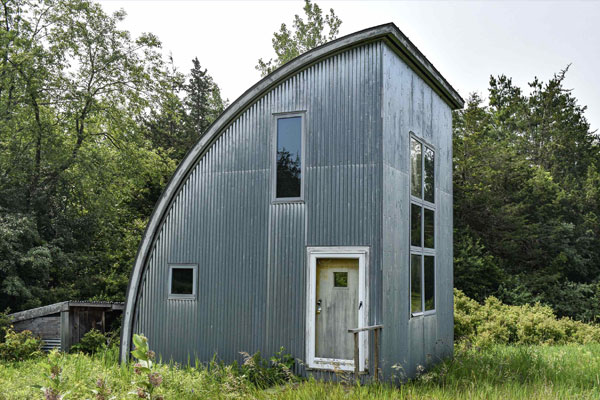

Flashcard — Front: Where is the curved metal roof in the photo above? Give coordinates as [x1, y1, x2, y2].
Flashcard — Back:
[120, 22, 464, 362]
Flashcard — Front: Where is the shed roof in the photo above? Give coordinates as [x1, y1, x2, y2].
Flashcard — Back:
[9, 301, 124, 323]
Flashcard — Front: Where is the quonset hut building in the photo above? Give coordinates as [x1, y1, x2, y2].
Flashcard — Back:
[121, 23, 464, 381]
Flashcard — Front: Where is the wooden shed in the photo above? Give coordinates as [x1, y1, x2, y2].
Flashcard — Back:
[10, 301, 123, 351]
[121, 23, 464, 382]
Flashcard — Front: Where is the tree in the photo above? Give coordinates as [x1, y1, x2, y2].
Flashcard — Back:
[453, 71, 600, 321]
[142, 57, 225, 162]
[185, 57, 224, 139]
[256, 0, 342, 76]
[0, 0, 177, 310]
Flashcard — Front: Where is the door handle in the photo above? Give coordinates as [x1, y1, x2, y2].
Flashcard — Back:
[359, 301, 363, 310]
[316, 299, 322, 314]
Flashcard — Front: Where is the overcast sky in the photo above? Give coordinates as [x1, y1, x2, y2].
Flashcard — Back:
[99, 0, 600, 134]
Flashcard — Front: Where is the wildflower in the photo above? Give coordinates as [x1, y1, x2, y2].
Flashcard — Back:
[50, 365, 61, 380]
[148, 350, 155, 359]
[148, 372, 163, 387]
[137, 388, 146, 398]
[44, 387, 61, 400]
[133, 363, 143, 375]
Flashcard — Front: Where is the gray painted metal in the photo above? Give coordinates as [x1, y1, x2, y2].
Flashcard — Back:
[122, 23, 458, 382]
[381, 44, 454, 381]
[131, 42, 384, 375]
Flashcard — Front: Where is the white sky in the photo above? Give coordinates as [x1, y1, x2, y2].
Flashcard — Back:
[99, 0, 600, 133]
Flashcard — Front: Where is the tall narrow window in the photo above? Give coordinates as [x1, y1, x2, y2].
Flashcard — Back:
[409, 136, 435, 316]
[275, 116, 302, 199]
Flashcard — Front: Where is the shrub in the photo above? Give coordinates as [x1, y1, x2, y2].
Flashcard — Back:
[70, 329, 107, 354]
[237, 346, 295, 389]
[0, 327, 43, 361]
[454, 289, 600, 347]
[32, 349, 69, 400]
[0, 308, 11, 342]
[130, 334, 163, 400]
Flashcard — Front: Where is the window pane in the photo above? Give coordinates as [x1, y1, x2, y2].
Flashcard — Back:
[171, 268, 194, 295]
[410, 138, 422, 198]
[333, 272, 348, 287]
[411, 254, 422, 314]
[424, 146, 435, 202]
[276, 116, 302, 198]
[411, 204, 421, 247]
[424, 208, 434, 249]
[424, 256, 435, 311]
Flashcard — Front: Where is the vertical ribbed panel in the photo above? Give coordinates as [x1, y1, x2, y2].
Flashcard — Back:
[381, 44, 454, 380]
[133, 42, 384, 374]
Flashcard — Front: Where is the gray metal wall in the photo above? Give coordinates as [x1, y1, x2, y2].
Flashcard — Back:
[381, 45, 454, 381]
[133, 42, 384, 376]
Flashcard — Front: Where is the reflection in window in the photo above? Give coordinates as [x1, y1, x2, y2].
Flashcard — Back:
[411, 255, 422, 314]
[171, 267, 194, 295]
[410, 138, 422, 198]
[276, 116, 302, 199]
[411, 204, 421, 247]
[333, 272, 348, 287]
[410, 135, 436, 316]
[424, 256, 435, 311]
[424, 146, 435, 203]
[424, 208, 434, 249]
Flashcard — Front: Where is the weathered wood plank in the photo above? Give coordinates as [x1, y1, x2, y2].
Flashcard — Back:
[13, 316, 60, 338]
[9, 302, 68, 322]
[347, 324, 383, 333]
[60, 311, 70, 351]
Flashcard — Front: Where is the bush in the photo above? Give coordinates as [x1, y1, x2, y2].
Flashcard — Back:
[0, 309, 11, 343]
[237, 347, 295, 389]
[0, 328, 43, 361]
[454, 289, 600, 347]
[70, 329, 107, 354]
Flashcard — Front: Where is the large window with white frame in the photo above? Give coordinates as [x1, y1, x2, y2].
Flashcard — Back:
[410, 135, 435, 316]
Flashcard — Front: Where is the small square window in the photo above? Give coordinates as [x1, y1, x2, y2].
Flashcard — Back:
[333, 272, 348, 287]
[169, 265, 197, 299]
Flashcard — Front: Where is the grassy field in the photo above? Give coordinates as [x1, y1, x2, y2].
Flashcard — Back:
[1, 344, 599, 399]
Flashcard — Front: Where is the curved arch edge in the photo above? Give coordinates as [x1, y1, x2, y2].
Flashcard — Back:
[119, 22, 463, 363]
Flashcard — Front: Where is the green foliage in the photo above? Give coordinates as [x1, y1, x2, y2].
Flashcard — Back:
[237, 347, 296, 389]
[32, 350, 69, 400]
[454, 233, 504, 301]
[0, 328, 43, 361]
[3, 343, 600, 399]
[454, 69, 600, 321]
[130, 334, 163, 399]
[70, 329, 107, 354]
[0, 309, 11, 343]
[256, 0, 342, 76]
[0, 0, 223, 312]
[454, 289, 600, 348]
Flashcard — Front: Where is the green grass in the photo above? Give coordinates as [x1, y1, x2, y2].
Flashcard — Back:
[1, 344, 600, 399]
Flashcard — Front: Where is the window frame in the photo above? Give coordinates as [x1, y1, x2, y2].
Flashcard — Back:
[409, 133, 437, 317]
[167, 264, 198, 300]
[272, 111, 306, 204]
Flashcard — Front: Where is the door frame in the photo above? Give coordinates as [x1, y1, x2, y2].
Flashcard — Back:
[305, 246, 369, 372]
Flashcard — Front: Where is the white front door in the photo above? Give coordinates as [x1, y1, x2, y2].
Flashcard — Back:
[306, 247, 368, 371]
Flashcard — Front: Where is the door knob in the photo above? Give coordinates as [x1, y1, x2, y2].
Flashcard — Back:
[316, 299, 322, 314]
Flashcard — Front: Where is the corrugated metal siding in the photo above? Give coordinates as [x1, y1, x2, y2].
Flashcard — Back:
[381, 44, 454, 381]
[133, 42, 384, 376]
